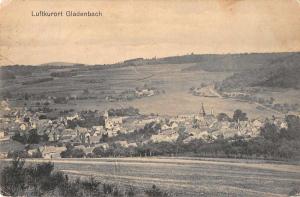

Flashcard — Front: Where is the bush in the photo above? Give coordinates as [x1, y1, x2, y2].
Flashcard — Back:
[72, 148, 86, 158]
[7, 149, 42, 159]
[66, 112, 105, 129]
[284, 115, 300, 140]
[12, 129, 48, 145]
[0, 159, 141, 197]
[232, 109, 248, 122]
[108, 107, 139, 116]
[0, 158, 27, 196]
[93, 146, 105, 157]
[7, 150, 29, 159]
[260, 123, 280, 142]
[40, 171, 65, 192]
[60, 147, 86, 158]
[217, 113, 231, 122]
[145, 184, 169, 197]
[54, 97, 68, 104]
[125, 186, 135, 197]
[103, 183, 113, 194]
[80, 176, 100, 196]
[26, 162, 54, 195]
[11, 132, 27, 144]
[27, 129, 41, 144]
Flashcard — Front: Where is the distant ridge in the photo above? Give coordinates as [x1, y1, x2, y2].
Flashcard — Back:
[1, 51, 299, 67]
[119, 52, 300, 89]
[1, 52, 300, 89]
[220, 53, 300, 89]
[40, 62, 84, 66]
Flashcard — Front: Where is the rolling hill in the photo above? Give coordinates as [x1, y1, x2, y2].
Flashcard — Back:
[119, 51, 300, 89]
[219, 53, 300, 89]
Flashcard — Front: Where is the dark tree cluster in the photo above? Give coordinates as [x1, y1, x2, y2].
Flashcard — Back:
[60, 144, 86, 158]
[0, 158, 167, 197]
[216, 109, 248, 122]
[108, 107, 139, 117]
[66, 112, 105, 129]
[12, 129, 49, 145]
[7, 149, 42, 159]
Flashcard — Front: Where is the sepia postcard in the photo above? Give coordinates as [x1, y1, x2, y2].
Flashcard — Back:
[0, 0, 300, 196]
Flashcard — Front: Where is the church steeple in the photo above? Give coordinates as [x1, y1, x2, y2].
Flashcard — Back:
[200, 103, 206, 116]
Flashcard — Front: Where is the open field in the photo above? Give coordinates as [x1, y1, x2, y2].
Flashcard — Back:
[3, 63, 228, 97]
[4, 62, 299, 118]
[118, 92, 284, 118]
[2, 157, 299, 197]
[46, 91, 282, 118]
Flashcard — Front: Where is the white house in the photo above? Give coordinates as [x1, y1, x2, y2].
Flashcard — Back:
[0, 131, 5, 139]
[66, 113, 79, 121]
[20, 123, 27, 131]
[41, 146, 66, 159]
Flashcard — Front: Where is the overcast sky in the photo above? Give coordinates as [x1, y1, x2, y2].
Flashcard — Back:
[0, 0, 300, 66]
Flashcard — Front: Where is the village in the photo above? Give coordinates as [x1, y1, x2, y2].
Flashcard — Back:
[0, 98, 291, 160]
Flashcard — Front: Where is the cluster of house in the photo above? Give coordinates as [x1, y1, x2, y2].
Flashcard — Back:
[134, 88, 156, 97]
[191, 85, 219, 97]
[149, 108, 288, 144]
[0, 99, 290, 159]
[1, 108, 126, 142]
[105, 87, 160, 102]
[129, 104, 289, 145]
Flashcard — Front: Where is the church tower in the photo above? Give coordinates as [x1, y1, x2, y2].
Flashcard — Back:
[200, 103, 206, 117]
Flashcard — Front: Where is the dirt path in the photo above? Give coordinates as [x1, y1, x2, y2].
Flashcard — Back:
[16, 157, 300, 173]
[208, 85, 223, 98]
